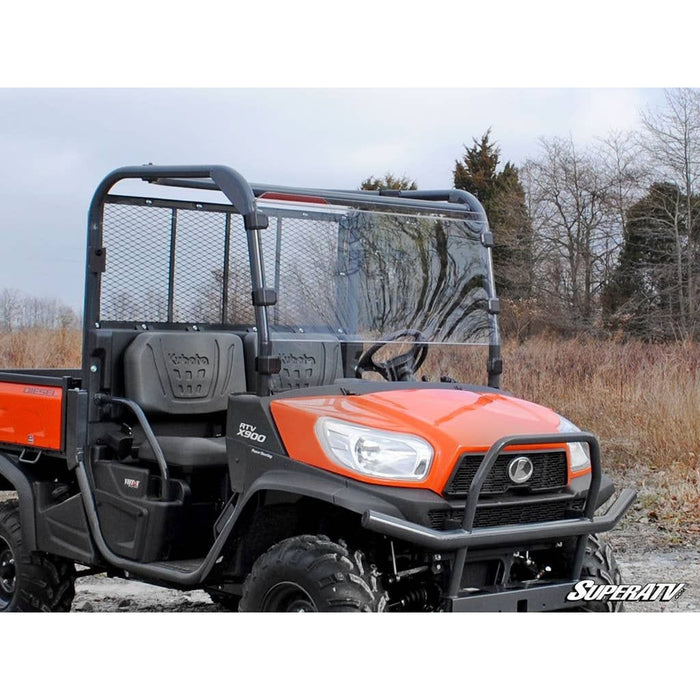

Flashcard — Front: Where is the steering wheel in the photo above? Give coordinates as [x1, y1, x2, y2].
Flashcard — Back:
[355, 329, 429, 381]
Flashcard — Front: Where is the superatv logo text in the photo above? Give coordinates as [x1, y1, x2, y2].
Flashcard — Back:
[566, 580, 686, 603]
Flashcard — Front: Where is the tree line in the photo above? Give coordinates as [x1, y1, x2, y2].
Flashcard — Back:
[0, 288, 80, 331]
[5, 89, 699, 342]
[363, 88, 700, 342]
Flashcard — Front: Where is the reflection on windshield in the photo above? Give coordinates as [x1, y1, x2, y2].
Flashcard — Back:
[261, 208, 491, 345]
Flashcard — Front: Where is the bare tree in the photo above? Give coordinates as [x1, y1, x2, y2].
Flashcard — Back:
[638, 88, 700, 337]
[0, 288, 80, 331]
[595, 130, 646, 291]
[0, 289, 21, 331]
[524, 136, 621, 331]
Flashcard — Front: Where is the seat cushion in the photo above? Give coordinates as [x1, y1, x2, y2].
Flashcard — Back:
[243, 331, 344, 392]
[124, 331, 247, 415]
[137, 436, 227, 472]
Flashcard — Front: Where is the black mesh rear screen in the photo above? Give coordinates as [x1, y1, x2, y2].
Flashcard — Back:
[100, 199, 253, 324]
[99, 199, 338, 327]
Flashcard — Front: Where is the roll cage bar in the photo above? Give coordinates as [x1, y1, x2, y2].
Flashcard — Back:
[83, 165, 502, 396]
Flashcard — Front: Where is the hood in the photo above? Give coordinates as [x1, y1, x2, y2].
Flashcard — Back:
[270, 388, 567, 494]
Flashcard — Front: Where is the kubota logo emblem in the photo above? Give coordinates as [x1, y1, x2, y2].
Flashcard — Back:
[507, 456, 534, 484]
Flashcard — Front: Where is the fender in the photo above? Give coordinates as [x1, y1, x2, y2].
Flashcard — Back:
[0, 453, 37, 550]
[231, 455, 455, 542]
[235, 467, 408, 524]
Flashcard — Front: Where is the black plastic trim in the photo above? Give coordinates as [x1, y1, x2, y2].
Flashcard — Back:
[255, 355, 282, 375]
[480, 231, 494, 247]
[0, 453, 38, 550]
[252, 288, 277, 307]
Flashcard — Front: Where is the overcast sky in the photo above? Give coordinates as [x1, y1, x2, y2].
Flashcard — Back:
[0, 88, 668, 312]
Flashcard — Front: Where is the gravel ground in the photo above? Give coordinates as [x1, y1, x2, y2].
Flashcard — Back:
[68, 519, 698, 613]
[608, 525, 699, 612]
[602, 462, 700, 613]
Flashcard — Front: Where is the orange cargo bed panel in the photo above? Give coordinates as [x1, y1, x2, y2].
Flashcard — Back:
[0, 381, 64, 451]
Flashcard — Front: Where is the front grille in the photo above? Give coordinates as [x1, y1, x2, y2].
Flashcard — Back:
[428, 498, 586, 531]
[445, 451, 568, 497]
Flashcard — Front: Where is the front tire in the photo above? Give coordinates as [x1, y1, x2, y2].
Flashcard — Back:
[0, 500, 75, 612]
[572, 534, 624, 612]
[239, 535, 387, 612]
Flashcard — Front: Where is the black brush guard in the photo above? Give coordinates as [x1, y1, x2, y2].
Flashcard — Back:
[361, 432, 637, 611]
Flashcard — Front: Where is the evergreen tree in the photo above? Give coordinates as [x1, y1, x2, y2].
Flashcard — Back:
[360, 173, 417, 191]
[453, 130, 533, 301]
[453, 131, 501, 209]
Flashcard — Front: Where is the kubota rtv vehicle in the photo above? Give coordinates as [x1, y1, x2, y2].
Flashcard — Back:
[0, 165, 636, 612]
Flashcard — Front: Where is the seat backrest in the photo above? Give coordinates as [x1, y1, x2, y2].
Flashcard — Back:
[124, 332, 247, 414]
[243, 332, 344, 391]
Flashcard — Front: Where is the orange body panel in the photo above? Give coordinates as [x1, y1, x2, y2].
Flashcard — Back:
[270, 389, 587, 495]
[0, 382, 64, 451]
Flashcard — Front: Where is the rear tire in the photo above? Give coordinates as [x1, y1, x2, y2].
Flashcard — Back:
[0, 500, 75, 612]
[572, 534, 624, 612]
[239, 534, 387, 612]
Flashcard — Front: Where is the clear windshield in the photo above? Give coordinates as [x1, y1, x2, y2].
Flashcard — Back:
[99, 197, 492, 347]
[255, 203, 491, 346]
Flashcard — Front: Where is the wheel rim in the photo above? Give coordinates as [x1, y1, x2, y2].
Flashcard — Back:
[262, 582, 318, 612]
[0, 535, 17, 609]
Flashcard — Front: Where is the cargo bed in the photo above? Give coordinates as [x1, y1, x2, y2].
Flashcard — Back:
[0, 369, 81, 454]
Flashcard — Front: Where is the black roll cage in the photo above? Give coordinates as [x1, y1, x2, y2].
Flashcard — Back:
[83, 165, 502, 395]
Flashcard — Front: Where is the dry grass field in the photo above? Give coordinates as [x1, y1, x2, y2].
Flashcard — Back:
[501, 337, 700, 536]
[2, 329, 698, 532]
[411, 336, 699, 534]
[502, 338, 699, 467]
[0, 328, 81, 369]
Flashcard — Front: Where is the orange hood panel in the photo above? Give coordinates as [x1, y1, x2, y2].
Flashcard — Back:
[270, 388, 567, 494]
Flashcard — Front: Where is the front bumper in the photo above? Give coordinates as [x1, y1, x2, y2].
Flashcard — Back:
[362, 486, 636, 551]
[361, 432, 637, 609]
[448, 581, 582, 612]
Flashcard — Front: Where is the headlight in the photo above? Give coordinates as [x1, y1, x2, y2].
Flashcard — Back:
[557, 415, 591, 473]
[314, 417, 433, 481]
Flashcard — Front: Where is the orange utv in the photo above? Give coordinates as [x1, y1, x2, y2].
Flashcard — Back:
[0, 165, 636, 612]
